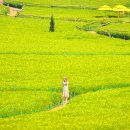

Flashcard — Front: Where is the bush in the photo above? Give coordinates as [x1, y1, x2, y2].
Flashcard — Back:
[49, 15, 55, 32]
[97, 29, 130, 40]
[3, 2, 23, 9]
[0, 5, 9, 15]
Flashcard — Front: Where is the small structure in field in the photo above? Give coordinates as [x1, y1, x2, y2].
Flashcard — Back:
[113, 5, 128, 17]
[97, 5, 112, 17]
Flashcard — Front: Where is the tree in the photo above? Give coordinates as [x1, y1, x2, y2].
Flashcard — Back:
[49, 14, 55, 32]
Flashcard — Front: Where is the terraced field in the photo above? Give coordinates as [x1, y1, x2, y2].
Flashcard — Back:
[1, 87, 130, 130]
[0, 0, 130, 129]
[6, 0, 130, 8]
[97, 22, 130, 40]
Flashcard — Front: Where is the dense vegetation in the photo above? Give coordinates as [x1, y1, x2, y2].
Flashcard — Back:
[97, 23, 130, 40]
[1, 87, 130, 129]
[0, 0, 130, 129]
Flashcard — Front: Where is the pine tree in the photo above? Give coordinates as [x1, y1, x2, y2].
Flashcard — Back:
[49, 14, 55, 32]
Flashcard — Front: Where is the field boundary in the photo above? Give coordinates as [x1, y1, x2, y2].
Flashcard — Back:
[97, 28, 130, 40]
[10, 1, 97, 10]
[0, 52, 130, 56]
[19, 14, 89, 23]
[48, 104, 66, 112]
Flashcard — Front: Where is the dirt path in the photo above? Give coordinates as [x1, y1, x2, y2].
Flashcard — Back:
[48, 105, 66, 112]
[88, 31, 97, 34]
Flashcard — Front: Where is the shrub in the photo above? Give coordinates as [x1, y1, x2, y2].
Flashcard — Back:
[0, 5, 9, 15]
[49, 14, 55, 32]
[97, 29, 130, 40]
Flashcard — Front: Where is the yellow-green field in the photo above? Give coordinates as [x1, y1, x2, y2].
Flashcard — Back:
[0, 0, 130, 129]
[6, 0, 130, 8]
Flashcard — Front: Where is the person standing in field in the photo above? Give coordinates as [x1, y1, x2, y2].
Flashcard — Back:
[62, 77, 69, 105]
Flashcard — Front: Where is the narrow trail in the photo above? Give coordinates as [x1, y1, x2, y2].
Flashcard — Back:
[87, 31, 97, 34]
[48, 84, 130, 113]
[49, 105, 66, 112]
[1, 84, 129, 118]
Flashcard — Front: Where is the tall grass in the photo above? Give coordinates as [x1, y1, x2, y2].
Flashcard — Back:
[0, 1, 130, 129]
[97, 23, 130, 40]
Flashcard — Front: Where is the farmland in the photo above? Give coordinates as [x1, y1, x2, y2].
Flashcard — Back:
[0, 0, 130, 129]
[6, 0, 130, 8]
[1, 87, 130, 130]
[96, 23, 130, 39]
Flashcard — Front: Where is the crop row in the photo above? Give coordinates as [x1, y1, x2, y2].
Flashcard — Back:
[96, 22, 130, 40]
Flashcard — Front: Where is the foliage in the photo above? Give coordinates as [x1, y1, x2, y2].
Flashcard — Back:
[97, 23, 130, 40]
[0, 4, 9, 15]
[49, 14, 55, 32]
[8, 2, 23, 9]
[0, 87, 130, 130]
[4, 1, 23, 9]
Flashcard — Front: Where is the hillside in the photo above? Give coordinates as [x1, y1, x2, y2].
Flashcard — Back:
[6, 0, 130, 8]
[0, 0, 130, 130]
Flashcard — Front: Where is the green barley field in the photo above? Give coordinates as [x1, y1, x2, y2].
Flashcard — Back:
[0, 0, 130, 129]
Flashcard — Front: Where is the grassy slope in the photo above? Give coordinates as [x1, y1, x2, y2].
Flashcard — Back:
[98, 23, 130, 32]
[7, 0, 130, 8]
[0, 16, 130, 90]
[0, 1, 130, 129]
[20, 6, 115, 19]
[0, 14, 130, 120]
[96, 22, 130, 40]
[1, 87, 130, 129]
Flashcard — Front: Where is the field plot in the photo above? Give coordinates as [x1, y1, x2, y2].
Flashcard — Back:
[6, 0, 130, 8]
[0, 87, 130, 129]
[0, 0, 130, 129]
[21, 6, 112, 19]
[97, 23, 130, 39]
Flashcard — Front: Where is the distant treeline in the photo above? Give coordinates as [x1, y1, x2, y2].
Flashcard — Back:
[3, 1, 23, 9]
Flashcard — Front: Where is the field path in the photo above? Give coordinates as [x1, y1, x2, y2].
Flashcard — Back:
[49, 105, 66, 112]
[88, 31, 97, 34]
